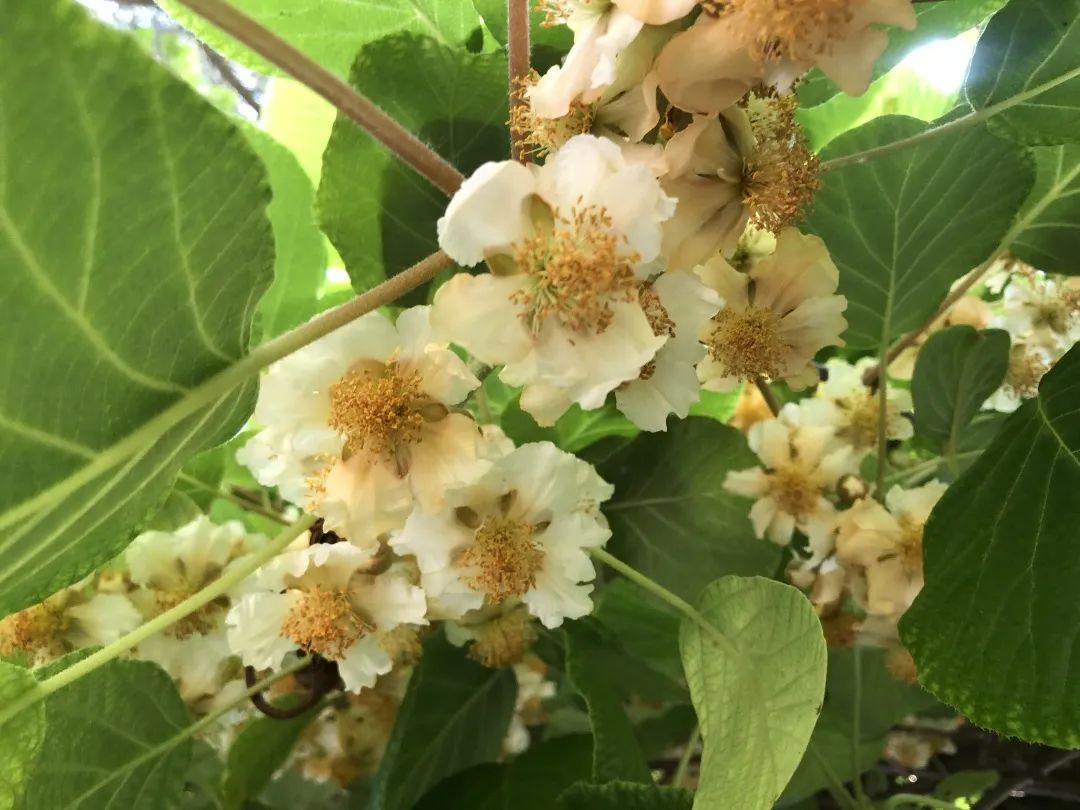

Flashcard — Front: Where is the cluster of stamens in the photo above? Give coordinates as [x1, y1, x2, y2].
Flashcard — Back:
[837, 392, 885, 450]
[636, 283, 676, 380]
[155, 590, 227, 639]
[328, 362, 428, 460]
[707, 304, 790, 381]
[894, 517, 924, 577]
[511, 204, 639, 334]
[743, 94, 820, 233]
[510, 72, 595, 159]
[458, 509, 545, 604]
[768, 463, 821, 519]
[1004, 344, 1049, 399]
[0, 600, 68, 660]
[281, 586, 372, 660]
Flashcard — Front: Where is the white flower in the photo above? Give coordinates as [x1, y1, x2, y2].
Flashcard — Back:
[696, 228, 847, 392]
[226, 542, 428, 693]
[138, 632, 236, 705]
[391, 443, 613, 629]
[615, 270, 721, 431]
[784, 357, 913, 455]
[724, 419, 857, 553]
[994, 270, 1080, 351]
[835, 482, 947, 618]
[237, 307, 487, 548]
[433, 135, 675, 425]
[529, 1, 647, 119]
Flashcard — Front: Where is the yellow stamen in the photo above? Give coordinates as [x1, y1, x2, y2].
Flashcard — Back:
[467, 606, 538, 669]
[328, 362, 428, 459]
[716, 0, 857, 64]
[769, 463, 820, 519]
[154, 590, 226, 639]
[460, 516, 545, 604]
[0, 600, 68, 661]
[743, 94, 820, 234]
[510, 71, 595, 159]
[895, 516, 924, 578]
[1004, 345, 1049, 399]
[281, 587, 372, 660]
[511, 204, 639, 335]
[707, 305, 790, 381]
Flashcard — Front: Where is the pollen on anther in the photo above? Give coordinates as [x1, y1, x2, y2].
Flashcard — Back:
[459, 515, 545, 604]
[328, 362, 427, 459]
[281, 587, 371, 661]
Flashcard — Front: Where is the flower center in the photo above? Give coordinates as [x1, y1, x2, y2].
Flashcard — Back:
[636, 283, 676, 381]
[328, 362, 428, 459]
[1005, 345, 1048, 399]
[714, 0, 856, 63]
[154, 590, 226, 639]
[281, 587, 372, 660]
[769, 463, 820, 519]
[838, 391, 883, 450]
[707, 304, 789, 381]
[896, 517, 924, 577]
[513, 72, 595, 159]
[0, 602, 68, 661]
[512, 205, 639, 335]
[460, 516, 545, 604]
[742, 95, 820, 234]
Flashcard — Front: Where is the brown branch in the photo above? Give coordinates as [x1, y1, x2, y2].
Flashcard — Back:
[199, 43, 261, 114]
[507, 0, 531, 162]
[170, 0, 464, 195]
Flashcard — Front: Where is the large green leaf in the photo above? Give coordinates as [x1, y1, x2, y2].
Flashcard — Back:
[595, 579, 683, 685]
[912, 326, 1010, 457]
[413, 735, 593, 810]
[798, 0, 1006, 107]
[160, 0, 482, 76]
[564, 623, 652, 784]
[245, 130, 327, 341]
[902, 344, 1080, 747]
[317, 35, 508, 301]
[680, 577, 826, 810]
[370, 632, 517, 810]
[559, 782, 693, 810]
[1011, 144, 1080, 275]
[0, 0, 272, 615]
[805, 116, 1033, 350]
[222, 700, 322, 810]
[966, 0, 1080, 145]
[0, 663, 45, 810]
[15, 658, 194, 809]
[597, 419, 781, 602]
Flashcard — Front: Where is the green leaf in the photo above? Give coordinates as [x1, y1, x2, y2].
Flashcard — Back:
[901, 343, 1080, 746]
[558, 781, 693, 810]
[0, 663, 45, 810]
[966, 0, 1080, 145]
[597, 419, 781, 602]
[159, 0, 482, 76]
[148, 489, 204, 532]
[564, 623, 652, 784]
[688, 389, 742, 424]
[0, 0, 273, 614]
[595, 580, 683, 685]
[413, 735, 593, 810]
[370, 632, 517, 810]
[804, 116, 1033, 350]
[498, 396, 639, 454]
[1012, 144, 1080, 275]
[680, 577, 826, 810]
[798, 0, 1006, 107]
[933, 770, 1000, 802]
[912, 326, 1010, 455]
[245, 130, 327, 341]
[16, 658, 194, 809]
[317, 35, 507, 301]
[470, 0, 574, 73]
[180, 741, 227, 810]
[222, 700, 322, 810]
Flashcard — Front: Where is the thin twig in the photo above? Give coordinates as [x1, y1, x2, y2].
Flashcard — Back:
[507, 0, 531, 162]
[177, 472, 289, 524]
[170, 0, 463, 195]
[672, 725, 700, 789]
[199, 43, 261, 114]
[976, 750, 1080, 809]
[754, 377, 782, 417]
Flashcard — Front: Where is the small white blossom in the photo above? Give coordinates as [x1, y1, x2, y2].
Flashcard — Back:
[237, 307, 487, 548]
[433, 135, 676, 425]
[227, 541, 428, 693]
[391, 443, 613, 629]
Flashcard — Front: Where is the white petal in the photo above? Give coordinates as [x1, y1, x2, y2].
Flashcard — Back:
[437, 161, 537, 265]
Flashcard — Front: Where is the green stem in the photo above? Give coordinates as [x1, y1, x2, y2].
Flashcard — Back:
[0, 251, 452, 533]
[852, 646, 869, 804]
[874, 341, 889, 503]
[881, 794, 959, 810]
[807, 745, 862, 810]
[177, 472, 290, 525]
[0, 514, 315, 728]
[672, 724, 700, 789]
[821, 63, 1080, 171]
[588, 547, 738, 657]
[754, 376, 782, 417]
